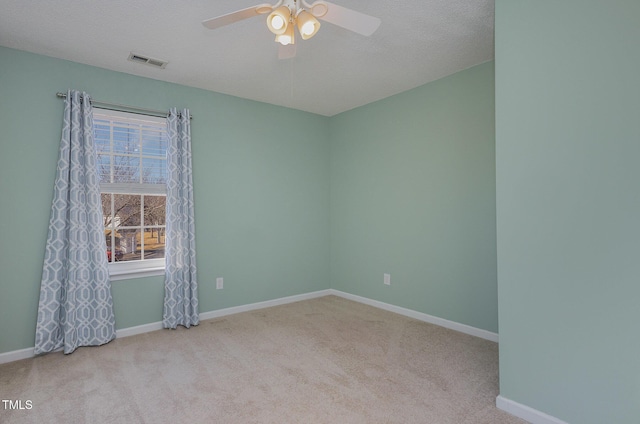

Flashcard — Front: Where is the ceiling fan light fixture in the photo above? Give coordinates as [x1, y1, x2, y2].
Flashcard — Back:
[202, 0, 381, 55]
[276, 24, 295, 45]
[267, 6, 291, 35]
[296, 10, 321, 40]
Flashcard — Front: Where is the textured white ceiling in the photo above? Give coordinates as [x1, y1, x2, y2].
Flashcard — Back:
[0, 0, 494, 116]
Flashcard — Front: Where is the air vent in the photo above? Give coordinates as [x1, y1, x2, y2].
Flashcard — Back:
[127, 52, 168, 69]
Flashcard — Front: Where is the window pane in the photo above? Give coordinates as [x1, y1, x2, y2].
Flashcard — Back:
[141, 129, 167, 157]
[102, 194, 115, 263]
[119, 229, 141, 262]
[96, 153, 111, 183]
[105, 229, 121, 263]
[142, 158, 166, 184]
[143, 228, 165, 260]
[113, 126, 139, 154]
[101, 193, 113, 226]
[144, 195, 166, 226]
[94, 126, 110, 153]
[114, 194, 141, 226]
[112, 155, 140, 183]
[94, 122, 110, 131]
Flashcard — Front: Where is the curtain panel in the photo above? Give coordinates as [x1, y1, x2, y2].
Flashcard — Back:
[35, 90, 116, 355]
[163, 108, 199, 329]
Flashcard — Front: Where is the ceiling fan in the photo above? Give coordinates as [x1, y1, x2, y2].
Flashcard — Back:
[202, 0, 381, 58]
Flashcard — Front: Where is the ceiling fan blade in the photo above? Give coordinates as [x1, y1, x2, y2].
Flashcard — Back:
[313, 1, 381, 36]
[202, 4, 273, 30]
[278, 43, 297, 60]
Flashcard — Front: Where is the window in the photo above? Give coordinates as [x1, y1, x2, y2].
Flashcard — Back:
[94, 109, 168, 280]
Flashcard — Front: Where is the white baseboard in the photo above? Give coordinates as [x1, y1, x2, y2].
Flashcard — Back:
[115, 321, 164, 338]
[0, 289, 332, 365]
[496, 395, 568, 424]
[0, 288, 495, 364]
[119, 290, 333, 337]
[328, 289, 499, 342]
[198, 289, 332, 321]
[0, 324, 162, 364]
[0, 347, 35, 364]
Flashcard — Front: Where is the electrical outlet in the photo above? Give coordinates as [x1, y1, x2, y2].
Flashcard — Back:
[216, 277, 223, 290]
[384, 273, 391, 286]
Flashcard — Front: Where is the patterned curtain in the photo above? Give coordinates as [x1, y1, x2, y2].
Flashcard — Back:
[163, 108, 199, 329]
[35, 90, 116, 355]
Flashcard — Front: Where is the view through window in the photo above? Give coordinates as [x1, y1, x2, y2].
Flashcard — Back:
[94, 109, 168, 270]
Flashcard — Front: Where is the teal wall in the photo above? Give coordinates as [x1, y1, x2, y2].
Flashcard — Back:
[330, 62, 498, 332]
[0, 47, 330, 354]
[496, 1, 640, 423]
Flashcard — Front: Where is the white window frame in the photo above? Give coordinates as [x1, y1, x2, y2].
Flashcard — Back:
[94, 108, 168, 281]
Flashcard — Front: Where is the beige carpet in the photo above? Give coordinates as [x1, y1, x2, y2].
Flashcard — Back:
[0, 295, 525, 423]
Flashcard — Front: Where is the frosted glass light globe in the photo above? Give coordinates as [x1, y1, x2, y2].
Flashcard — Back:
[271, 15, 285, 30]
[301, 21, 315, 35]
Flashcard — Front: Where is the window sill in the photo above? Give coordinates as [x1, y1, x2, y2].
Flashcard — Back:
[109, 266, 165, 281]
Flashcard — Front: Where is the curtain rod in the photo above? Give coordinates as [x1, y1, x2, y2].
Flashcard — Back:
[55, 92, 193, 120]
